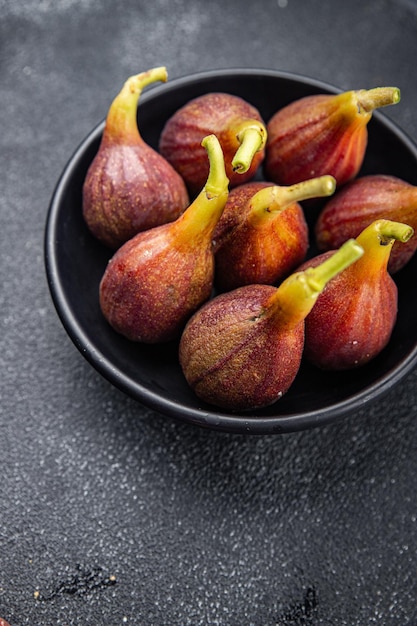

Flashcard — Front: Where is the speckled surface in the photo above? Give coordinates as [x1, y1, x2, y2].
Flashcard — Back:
[1, 0, 417, 624]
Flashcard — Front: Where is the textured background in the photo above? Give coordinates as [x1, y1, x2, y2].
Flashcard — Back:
[1, 0, 417, 624]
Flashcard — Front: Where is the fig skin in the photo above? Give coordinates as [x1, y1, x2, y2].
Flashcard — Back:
[99, 225, 216, 343]
[213, 175, 335, 292]
[159, 92, 267, 196]
[300, 220, 414, 370]
[179, 240, 363, 410]
[316, 174, 417, 274]
[99, 134, 229, 344]
[83, 67, 189, 249]
[213, 181, 308, 291]
[264, 87, 400, 188]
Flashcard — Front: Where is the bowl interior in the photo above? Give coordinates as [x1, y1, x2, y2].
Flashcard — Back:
[45, 69, 417, 434]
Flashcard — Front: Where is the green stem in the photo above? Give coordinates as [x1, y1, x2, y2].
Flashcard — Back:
[355, 218, 413, 271]
[177, 135, 230, 239]
[267, 239, 364, 329]
[232, 120, 267, 173]
[356, 87, 400, 113]
[203, 134, 230, 197]
[304, 239, 364, 292]
[248, 176, 336, 226]
[358, 218, 413, 246]
[104, 66, 168, 142]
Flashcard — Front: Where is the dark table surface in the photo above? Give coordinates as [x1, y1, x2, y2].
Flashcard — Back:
[2, 1, 417, 624]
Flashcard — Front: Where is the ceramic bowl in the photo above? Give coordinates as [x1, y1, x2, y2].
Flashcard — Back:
[44, 68, 417, 434]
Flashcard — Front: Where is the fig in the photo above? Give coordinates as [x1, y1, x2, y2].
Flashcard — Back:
[159, 92, 267, 196]
[99, 134, 229, 344]
[179, 240, 363, 411]
[316, 174, 417, 273]
[83, 67, 189, 249]
[264, 87, 400, 188]
[213, 175, 336, 292]
[301, 219, 414, 370]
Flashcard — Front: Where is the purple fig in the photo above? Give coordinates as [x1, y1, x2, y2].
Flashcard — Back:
[99, 134, 229, 343]
[264, 87, 400, 188]
[159, 92, 267, 196]
[83, 67, 189, 249]
[213, 175, 336, 292]
[316, 174, 417, 273]
[179, 240, 363, 410]
[301, 219, 414, 370]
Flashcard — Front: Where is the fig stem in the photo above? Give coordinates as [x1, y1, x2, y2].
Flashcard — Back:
[354, 218, 414, 271]
[359, 218, 414, 245]
[304, 239, 364, 292]
[267, 239, 364, 328]
[356, 87, 401, 113]
[104, 66, 168, 142]
[248, 176, 336, 225]
[232, 121, 267, 173]
[177, 134, 229, 238]
[203, 134, 230, 197]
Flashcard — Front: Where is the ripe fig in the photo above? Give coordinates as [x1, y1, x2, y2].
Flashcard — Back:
[316, 174, 417, 273]
[213, 175, 336, 292]
[83, 67, 189, 249]
[264, 87, 400, 188]
[100, 134, 229, 344]
[301, 219, 414, 370]
[159, 92, 267, 196]
[179, 240, 363, 411]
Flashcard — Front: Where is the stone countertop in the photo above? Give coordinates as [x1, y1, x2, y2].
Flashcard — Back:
[1, 1, 417, 624]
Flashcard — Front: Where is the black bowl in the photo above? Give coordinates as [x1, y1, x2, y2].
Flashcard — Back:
[44, 68, 417, 434]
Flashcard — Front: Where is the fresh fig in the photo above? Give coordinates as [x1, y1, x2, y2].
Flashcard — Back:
[213, 175, 336, 292]
[159, 92, 267, 196]
[316, 174, 417, 273]
[83, 67, 189, 249]
[264, 87, 400, 188]
[99, 134, 229, 344]
[301, 219, 414, 370]
[179, 240, 363, 411]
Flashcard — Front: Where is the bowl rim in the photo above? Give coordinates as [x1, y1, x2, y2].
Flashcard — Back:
[44, 67, 417, 435]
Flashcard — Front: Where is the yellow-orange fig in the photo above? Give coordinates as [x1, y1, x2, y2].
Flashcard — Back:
[264, 87, 400, 188]
[213, 175, 336, 292]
